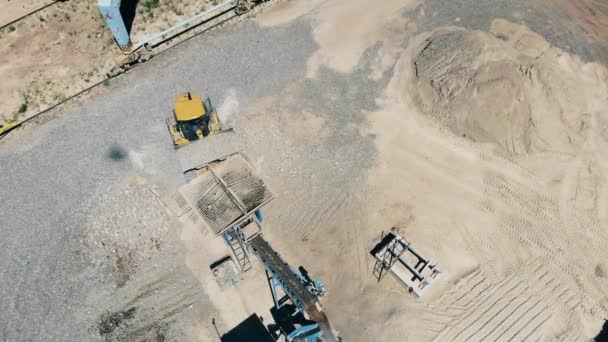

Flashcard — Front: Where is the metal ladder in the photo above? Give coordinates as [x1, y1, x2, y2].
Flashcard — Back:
[224, 228, 252, 272]
[372, 236, 408, 282]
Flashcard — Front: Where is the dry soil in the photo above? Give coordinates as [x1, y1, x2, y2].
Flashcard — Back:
[0, 0, 218, 125]
[251, 1, 608, 341]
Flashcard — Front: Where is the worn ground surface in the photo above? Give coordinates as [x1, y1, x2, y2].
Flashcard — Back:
[2, 0, 608, 341]
[0, 0, 55, 27]
[0, 0, 219, 125]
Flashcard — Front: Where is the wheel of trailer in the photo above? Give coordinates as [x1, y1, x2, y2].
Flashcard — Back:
[235, 6, 249, 15]
[139, 52, 153, 63]
[235, 1, 252, 15]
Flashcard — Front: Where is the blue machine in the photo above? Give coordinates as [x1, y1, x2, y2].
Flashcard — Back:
[98, 0, 261, 54]
[255, 208, 263, 223]
[221, 209, 339, 341]
[268, 272, 325, 342]
[98, 0, 131, 50]
[247, 234, 332, 342]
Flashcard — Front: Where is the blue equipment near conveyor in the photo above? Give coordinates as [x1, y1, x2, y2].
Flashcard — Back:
[247, 233, 335, 342]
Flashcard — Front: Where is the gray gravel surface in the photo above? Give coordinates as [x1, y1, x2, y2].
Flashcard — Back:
[0, 17, 317, 342]
[2, 1, 607, 341]
[409, 0, 608, 65]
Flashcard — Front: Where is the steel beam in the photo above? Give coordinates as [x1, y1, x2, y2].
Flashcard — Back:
[98, 0, 131, 50]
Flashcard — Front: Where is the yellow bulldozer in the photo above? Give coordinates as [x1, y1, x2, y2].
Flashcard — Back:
[167, 92, 222, 147]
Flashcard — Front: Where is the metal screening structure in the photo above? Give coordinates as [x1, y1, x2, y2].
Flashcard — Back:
[176, 153, 273, 235]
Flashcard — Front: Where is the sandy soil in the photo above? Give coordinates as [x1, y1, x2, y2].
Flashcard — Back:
[253, 1, 608, 341]
[412, 21, 607, 155]
[4, 0, 607, 341]
[0, 0, 217, 125]
[0, 0, 54, 27]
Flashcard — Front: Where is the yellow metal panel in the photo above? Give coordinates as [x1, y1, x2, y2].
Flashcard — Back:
[174, 93, 206, 121]
[167, 121, 190, 147]
[0, 122, 17, 134]
[207, 111, 222, 135]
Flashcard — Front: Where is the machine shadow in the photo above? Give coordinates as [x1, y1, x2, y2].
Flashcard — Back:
[119, 0, 138, 34]
[221, 314, 275, 342]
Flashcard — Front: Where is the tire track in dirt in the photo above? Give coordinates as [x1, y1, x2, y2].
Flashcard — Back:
[438, 269, 488, 308]
[287, 186, 350, 237]
[430, 261, 581, 342]
[96, 271, 203, 341]
[416, 141, 608, 328]
[460, 225, 501, 281]
[437, 265, 544, 341]
[486, 149, 608, 318]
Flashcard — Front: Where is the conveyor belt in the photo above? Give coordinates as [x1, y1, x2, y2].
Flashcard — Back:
[249, 235, 318, 310]
[249, 235, 338, 341]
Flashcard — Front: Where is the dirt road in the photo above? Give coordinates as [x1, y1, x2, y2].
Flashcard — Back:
[1, 0, 608, 341]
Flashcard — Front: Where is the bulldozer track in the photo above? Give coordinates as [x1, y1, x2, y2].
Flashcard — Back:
[431, 261, 578, 342]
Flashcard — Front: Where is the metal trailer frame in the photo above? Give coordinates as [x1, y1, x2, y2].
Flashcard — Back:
[371, 231, 441, 297]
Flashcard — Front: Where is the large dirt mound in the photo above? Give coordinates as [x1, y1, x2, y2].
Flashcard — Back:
[412, 20, 608, 154]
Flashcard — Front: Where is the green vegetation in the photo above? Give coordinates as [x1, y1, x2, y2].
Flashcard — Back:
[143, 0, 160, 11]
[9, 26, 16, 32]
[17, 96, 29, 114]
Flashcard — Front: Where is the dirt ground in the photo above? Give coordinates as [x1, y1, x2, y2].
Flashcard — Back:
[3, 0, 608, 341]
[0, 0, 218, 125]
[245, 1, 608, 341]
[1, 0, 53, 26]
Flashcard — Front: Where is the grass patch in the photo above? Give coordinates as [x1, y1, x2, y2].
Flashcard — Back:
[17, 96, 29, 114]
[143, 0, 160, 11]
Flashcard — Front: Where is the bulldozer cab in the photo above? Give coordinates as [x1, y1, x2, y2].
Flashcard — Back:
[174, 92, 207, 121]
[168, 92, 221, 147]
[174, 93, 216, 135]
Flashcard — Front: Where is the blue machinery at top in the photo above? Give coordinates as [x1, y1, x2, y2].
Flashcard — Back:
[98, 0, 261, 53]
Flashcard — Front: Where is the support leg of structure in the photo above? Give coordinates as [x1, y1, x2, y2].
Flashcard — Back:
[267, 270, 281, 309]
[98, 0, 132, 51]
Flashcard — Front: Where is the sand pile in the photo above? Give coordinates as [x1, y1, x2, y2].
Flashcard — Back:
[354, 19, 608, 341]
[411, 20, 608, 154]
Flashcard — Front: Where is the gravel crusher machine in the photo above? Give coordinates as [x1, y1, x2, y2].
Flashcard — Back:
[176, 154, 341, 341]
